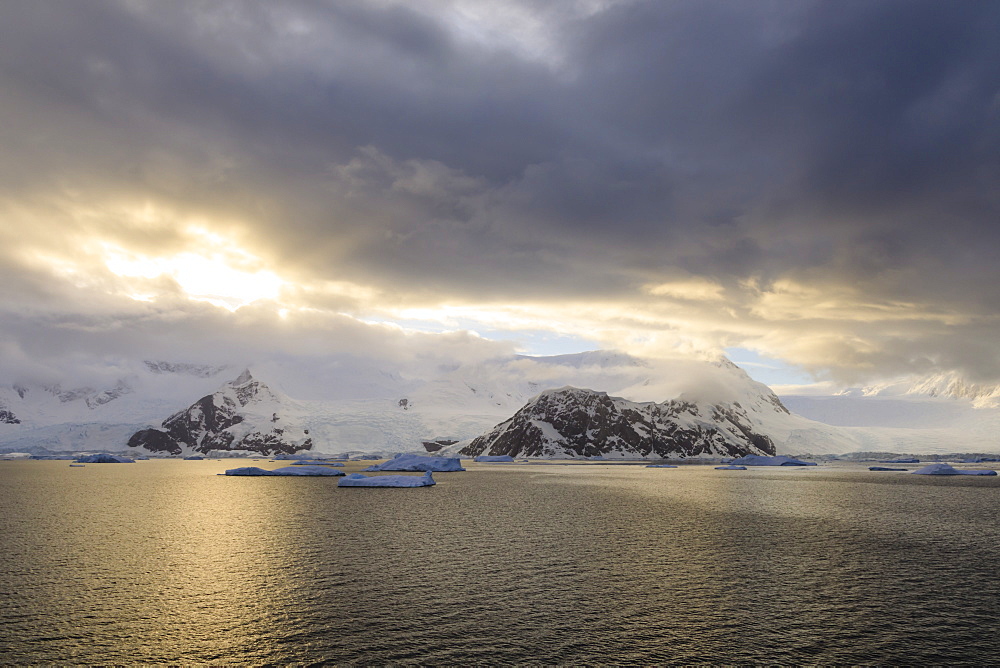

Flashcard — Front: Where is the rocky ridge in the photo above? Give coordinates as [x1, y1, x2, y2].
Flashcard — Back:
[127, 370, 313, 456]
[461, 386, 779, 459]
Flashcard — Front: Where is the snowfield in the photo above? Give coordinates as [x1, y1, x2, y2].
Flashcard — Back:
[2, 351, 1000, 458]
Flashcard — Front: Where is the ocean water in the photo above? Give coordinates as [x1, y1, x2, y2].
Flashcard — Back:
[1, 458, 998, 665]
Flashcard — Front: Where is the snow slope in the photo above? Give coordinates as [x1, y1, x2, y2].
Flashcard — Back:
[3, 351, 1000, 456]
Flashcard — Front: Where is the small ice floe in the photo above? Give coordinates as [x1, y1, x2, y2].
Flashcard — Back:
[869, 466, 908, 471]
[69, 464, 85, 467]
[475, 455, 515, 463]
[646, 464, 678, 468]
[912, 463, 997, 476]
[729, 455, 817, 467]
[715, 465, 747, 470]
[364, 453, 465, 472]
[291, 460, 344, 467]
[338, 471, 436, 487]
[183, 456, 204, 460]
[223, 465, 345, 476]
[74, 453, 135, 464]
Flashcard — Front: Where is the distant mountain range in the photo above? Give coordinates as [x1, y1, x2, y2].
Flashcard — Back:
[2, 352, 999, 457]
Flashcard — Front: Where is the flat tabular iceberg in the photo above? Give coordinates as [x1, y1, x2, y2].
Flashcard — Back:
[364, 453, 464, 472]
[715, 465, 747, 470]
[729, 455, 817, 467]
[646, 464, 678, 468]
[475, 455, 515, 463]
[74, 453, 135, 463]
[869, 466, 908, 471]
[912, 463, 997, 476]
[224, 465, 345, 476]
[339, 471, 436, 487]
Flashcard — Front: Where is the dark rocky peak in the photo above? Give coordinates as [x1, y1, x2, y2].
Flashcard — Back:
[463, 385, 776, 459]
[127, 369, 306, 456]
[225, 369, 276, 407]
[0, 403, 20, 424]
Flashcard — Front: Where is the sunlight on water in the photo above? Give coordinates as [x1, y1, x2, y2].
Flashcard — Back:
[1, 460, 998, 664]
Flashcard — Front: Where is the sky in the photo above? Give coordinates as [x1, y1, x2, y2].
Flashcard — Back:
[1, 0, 999, 392]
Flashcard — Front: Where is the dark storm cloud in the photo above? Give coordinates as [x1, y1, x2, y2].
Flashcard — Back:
[1, 0, 999, 382]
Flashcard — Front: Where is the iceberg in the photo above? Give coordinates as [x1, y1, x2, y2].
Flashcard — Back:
[869, 466, 908, 471]
[364, 453, 465, 472]
[223, 465, 345, 476]
[729, 455, 817, 467]
[646, 464, 678, 468]
[271, 465, 346, 476]
[74, 453, 135, 463]
[338, 471, 436, 487]
[183, 456, 205, 460]
[715, 465, 747, 470]
[912, 463, 997, 476]
[223, 466, 273, 476]
[475, 455, 516, 463]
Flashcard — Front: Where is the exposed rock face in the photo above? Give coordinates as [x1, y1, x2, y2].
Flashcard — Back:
[0, 407, 20, 424]
[461, 386, 777, 459]
[127, 370, 312, 456]
[422, 438, 457, 452]
[43, 380, 133, 409]
[144, 361, 228, 377]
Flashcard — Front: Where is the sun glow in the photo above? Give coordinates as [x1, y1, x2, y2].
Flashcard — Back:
[99, 230, 285, 310]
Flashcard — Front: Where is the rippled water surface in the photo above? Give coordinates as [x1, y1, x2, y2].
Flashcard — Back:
[1, 459, 998, 665]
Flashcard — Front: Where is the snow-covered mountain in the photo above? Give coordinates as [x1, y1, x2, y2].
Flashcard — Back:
[0, 362, 232, 453]
[850, 372, 1000, 408]
[456, 357, 870, 459]
[3, 351, 1000, 457]
[127, 370, 313, 456]
[460, 386, 779, 459]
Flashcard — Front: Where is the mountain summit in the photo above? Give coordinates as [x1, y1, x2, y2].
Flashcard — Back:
[127, 371, 312, 456]
[461, 386, 779, 459]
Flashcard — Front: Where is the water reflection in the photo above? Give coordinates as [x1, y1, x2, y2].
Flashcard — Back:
[1, 460, 997, 664]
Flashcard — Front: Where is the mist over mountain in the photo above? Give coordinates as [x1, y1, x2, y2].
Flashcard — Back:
[2, 351, 999, 457]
